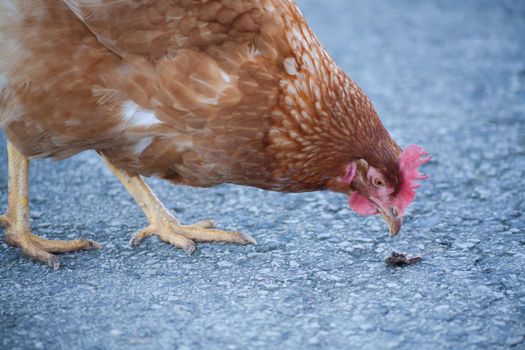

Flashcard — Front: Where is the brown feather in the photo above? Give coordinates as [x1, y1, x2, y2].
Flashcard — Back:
[0, 0, 401, 194]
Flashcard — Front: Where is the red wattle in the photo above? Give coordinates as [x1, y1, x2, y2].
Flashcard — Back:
[348, 192, 377, 216]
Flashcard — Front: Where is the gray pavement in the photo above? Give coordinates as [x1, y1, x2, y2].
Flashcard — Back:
[1, 0, 524, 349]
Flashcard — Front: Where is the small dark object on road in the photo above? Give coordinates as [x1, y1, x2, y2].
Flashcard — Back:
[386, 252, 422, 267]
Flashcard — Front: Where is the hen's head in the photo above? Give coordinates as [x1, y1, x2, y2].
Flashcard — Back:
[342, 145, 431, 235]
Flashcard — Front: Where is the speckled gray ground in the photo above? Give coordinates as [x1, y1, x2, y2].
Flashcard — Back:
[1, 0, 524, 349]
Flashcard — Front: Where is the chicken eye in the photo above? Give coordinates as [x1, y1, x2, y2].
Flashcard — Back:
[373, 177, 385, 187]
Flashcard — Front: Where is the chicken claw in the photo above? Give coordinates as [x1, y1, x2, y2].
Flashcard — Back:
[129, 224, 196, 254]
[1, 142, 101, 269]
[4, 227, 101, 270]
[102, 155, 256, 254]
[129, 219, 256, 254]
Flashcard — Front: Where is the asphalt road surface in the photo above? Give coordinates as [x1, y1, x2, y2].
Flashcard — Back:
[1, 1, 524, 349]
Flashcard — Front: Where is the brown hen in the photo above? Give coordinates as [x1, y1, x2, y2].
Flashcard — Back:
[0, 0, 429, 269]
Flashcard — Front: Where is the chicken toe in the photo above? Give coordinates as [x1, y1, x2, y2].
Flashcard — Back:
[4, 229, 100, 270]
[129, 224, 195, 254]
[176, 224, 257, 246]
[127, 214, 256, 254]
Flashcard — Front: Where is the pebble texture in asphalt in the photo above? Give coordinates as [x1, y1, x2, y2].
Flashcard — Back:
[1, 0, 524, 349]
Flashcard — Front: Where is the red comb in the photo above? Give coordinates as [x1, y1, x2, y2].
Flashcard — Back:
[394, 144, 431, 214]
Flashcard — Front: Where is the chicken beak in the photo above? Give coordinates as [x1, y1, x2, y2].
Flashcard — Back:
[379, 207, 402, 236]
[382, 214, 402, 236]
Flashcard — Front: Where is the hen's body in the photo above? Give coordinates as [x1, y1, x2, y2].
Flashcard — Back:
[0, 1, 424, 269]
[1, 0, 393, 193]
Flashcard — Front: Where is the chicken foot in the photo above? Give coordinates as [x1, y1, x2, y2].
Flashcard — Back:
[1, 142, 101, 269]
[101, 155, 256, 254]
